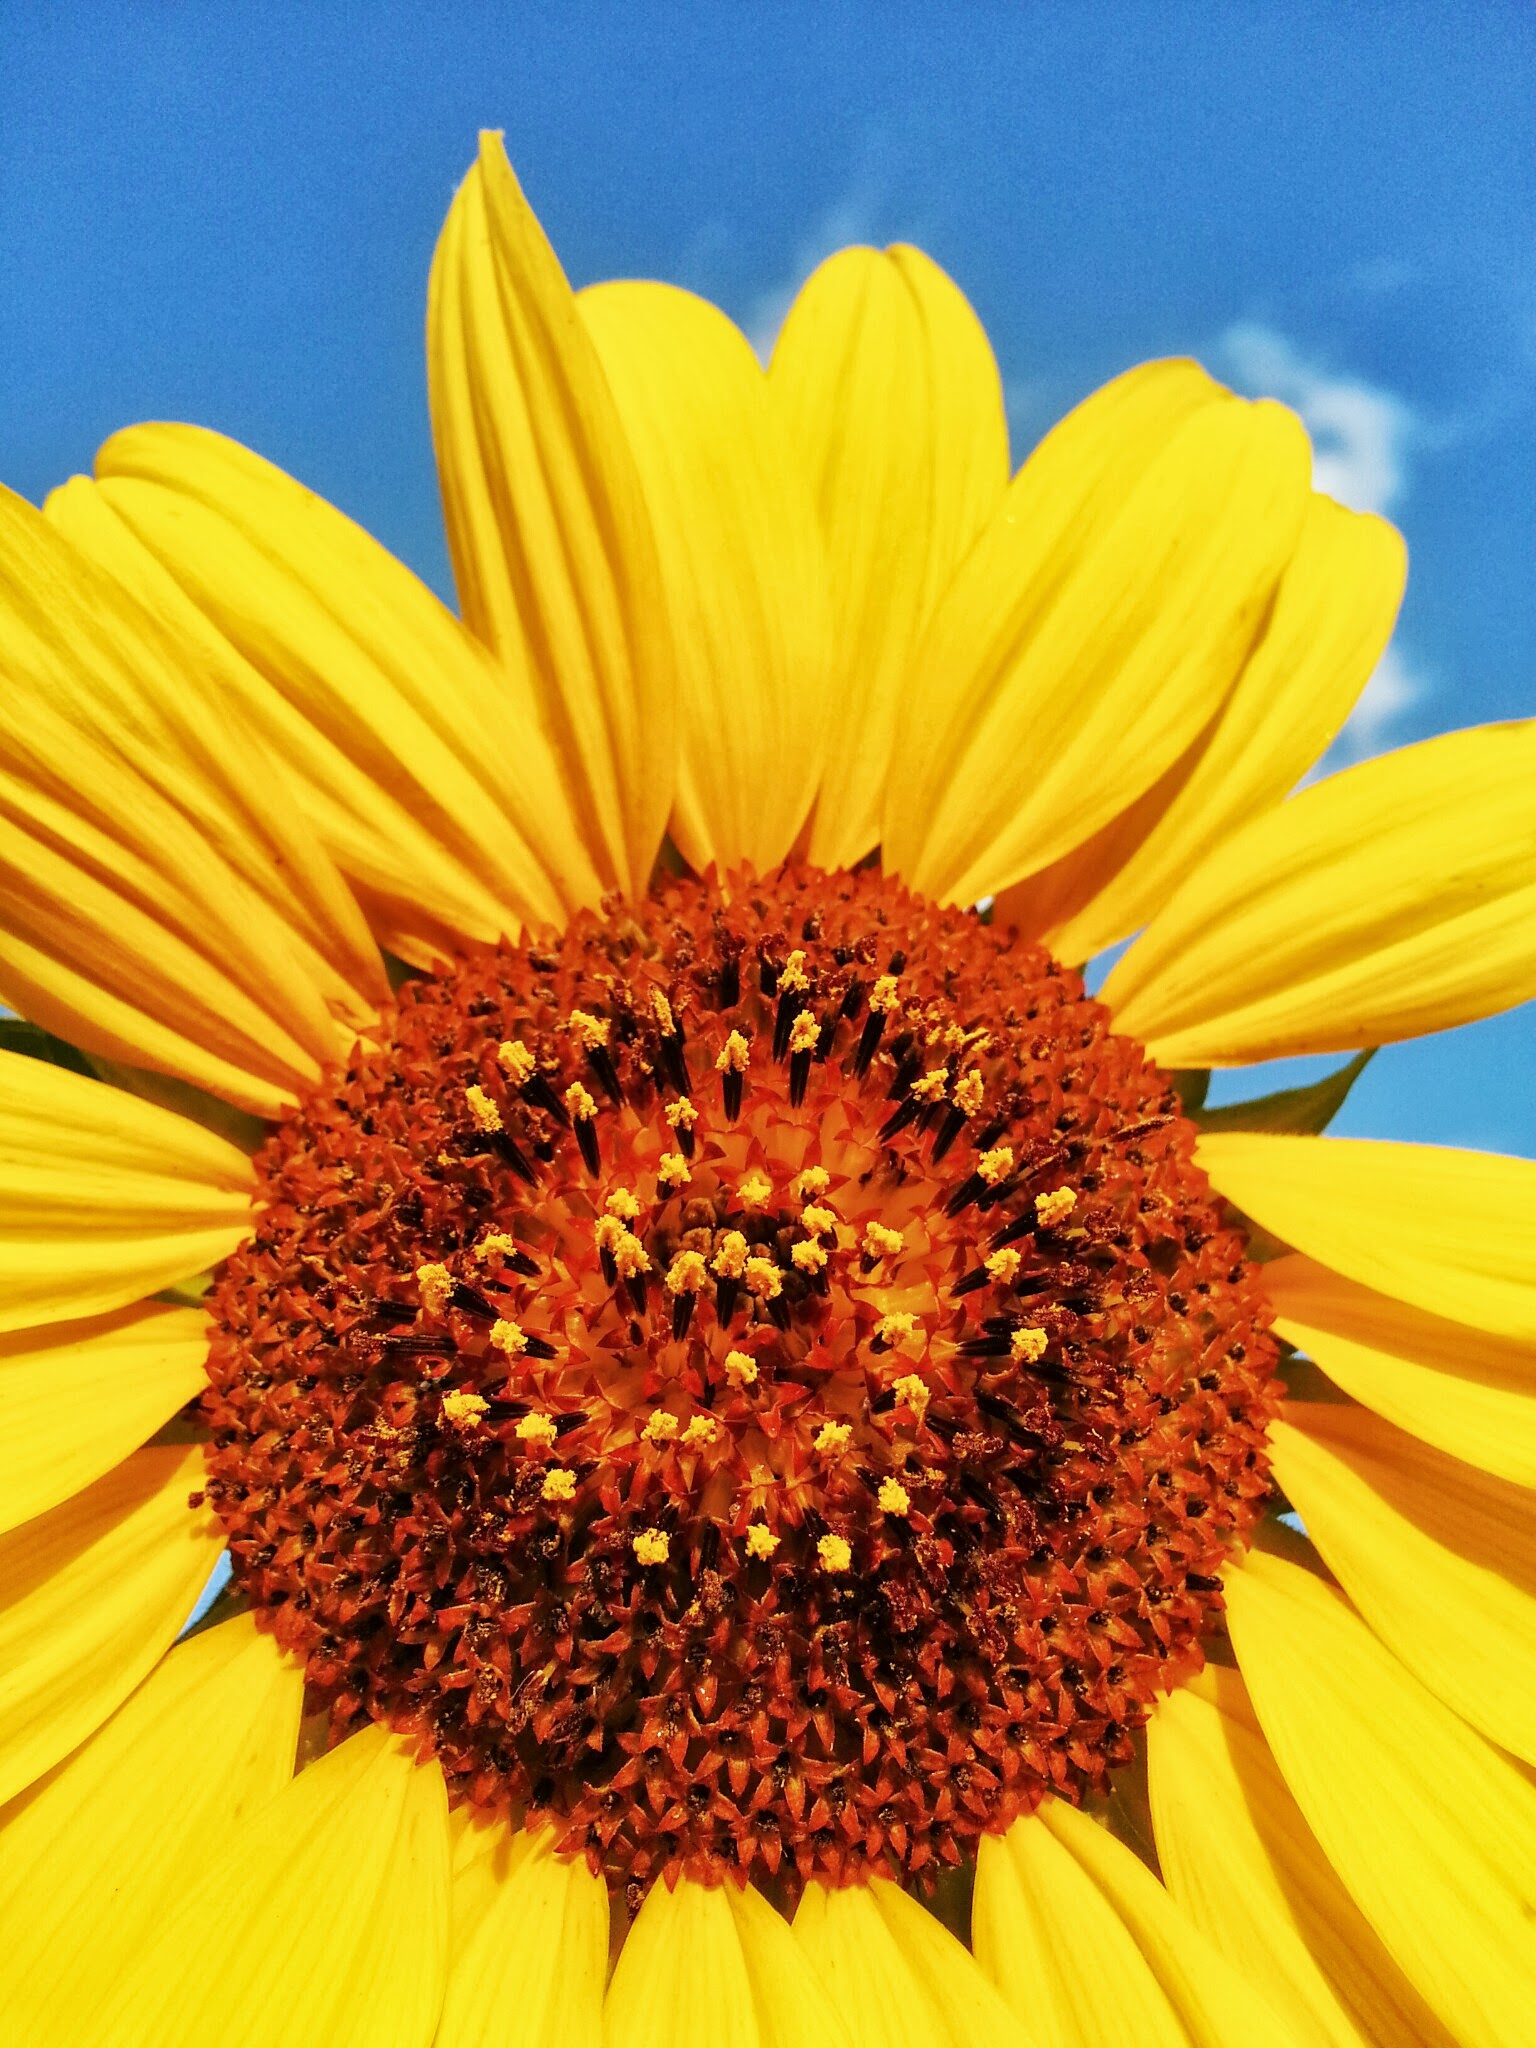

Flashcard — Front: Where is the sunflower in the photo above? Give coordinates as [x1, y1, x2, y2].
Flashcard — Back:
[0, 128, 1533, 2048]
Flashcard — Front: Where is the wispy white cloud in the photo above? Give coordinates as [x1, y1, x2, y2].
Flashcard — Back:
[1219, 320, 1416, 516]
[745, 178, 889, 365]
[1220, 321, 1428, 758]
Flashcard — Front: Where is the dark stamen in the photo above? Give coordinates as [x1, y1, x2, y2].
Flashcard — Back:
[575, 1118, 601, 1176]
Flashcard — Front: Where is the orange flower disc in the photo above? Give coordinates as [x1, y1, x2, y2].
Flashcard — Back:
[201, 862, 1280, 1898]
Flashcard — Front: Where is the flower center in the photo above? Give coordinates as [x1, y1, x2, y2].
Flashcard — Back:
[202, 862, 1279, 1898]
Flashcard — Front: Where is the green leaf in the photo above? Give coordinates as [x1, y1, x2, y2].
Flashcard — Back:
[86, 1055, 270, 1153]
[1193, 1049, 1375, 1136]
[1169, 1067, 1210, 1114]
[0, 1017, 96, 1077]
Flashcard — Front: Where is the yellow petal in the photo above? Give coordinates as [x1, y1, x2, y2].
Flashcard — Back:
[794, 1878, 1014, 2048]
[1149, 1674, 1452, 2048]
[428, 133, 674, 899]
[603, 1878, 759, 2048]
[0, 1049, 252, 1333]
[1265, 1252, 1536, 1485]
[1003, 494, 1406, 962]
[1223, 1548, 1536, 2048]
[581, 280, 831, 873]
[884, 366, 1311, 905]
[1272, 1403, 1536, 1765]
[74, 430, 598, 966]
[435, 1826, 606, 2048]
[1037, 1800, 1304, 2048]
[96, 1725, 450, 2048]
[974, 1812, 1191, 2047]
[0, 484, 373, 1114]
[1104, 720, 1536, 1063]
[0, 1612, 303, 2044]
[768, 242, 1009, 867]
[0, 1299, 208, 1534]
[0, 1444, 219, 1807]
[1197, 1131, 1536, 1340]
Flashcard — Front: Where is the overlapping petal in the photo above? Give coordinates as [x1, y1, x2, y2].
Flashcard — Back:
[96, 1725, 451, 2048]
[1105, 721, 1536, 1063]
[1197, 1132, 1536, 1339]
[63, 426, 598, 965]
[0, 1445, 220, 1808]
[1223, 1549, 1536, 2048]
[0, 1300, 208, 1534]
[581, 280, 831, 872]
[0, 485, 378, 1113]
[0, 1614, 303, 2044]
[0, 1051, 252, 1334]
[769, 242, 1009, 866]
[428, 131, 675, 898]
[883, 364, 1311, 905]
[434, 1824, 606, 2047]
[794, 1878, 1019, 2047]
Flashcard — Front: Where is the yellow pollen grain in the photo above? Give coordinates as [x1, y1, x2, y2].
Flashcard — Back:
[955, 1071, 985, 1118]
[415, 1261, 454, 1317]
[1011, 1326, 1049, 1364]
[497, 1039, 536, 1085]
[605, 1187, 641, 1221]
[787, 1010, 820, 1056]
[565, 1081, 597, 1122]
[464, 1084, 502, 1133]
[594, 1213, 627, 1255]
[744, 1257, 783, 1301]
[818, 1533, 852, 1573]
[474, 1231, 519, 1264]
[490, 1319, 529, 1356]
[978, 1145, 1015, 1186]
[877, 1477, 911, 1516]
[542, 1468, 577, 1502]
[910, 1066, 950, 1104]
[876, 1311, 918, 1348]
[712, 1230, 749, 1280]
[792, 1239, 827, 1274]
[441, 1390, 488, 1428]
[666, 1096, 697, 1131]
[666, 1249, 708, 1296]
[814, 1420, 852, 1456]
[657, 1151, 691, 1192]
[986, 1247, 1023, 1285]
[738, 1170, 773, 1210]
[893, 1373, 930, 1418]
[682, 1415, 719, 1447]
[862, 1222, 904, 1260]
[632, 1528, 670, 1565]
[650, 987, 675, 1036]
[794, 1166, 831, 1200]
[869, 974, 900, 1014]
[724, 1349, 758, 1388]
[779, 949, 810, 994]
[716, 1030, 750, 1075]
[568, 1008, 610, 1050]
[1036, 1186, 1078, 1227]
[803, 1204, 838, 1238]
[613, 1233, 652, 1279]
[643, 1410, 680, 1445]
[745, 1522, 780, 1560]
[516, 1412, 558, 1449]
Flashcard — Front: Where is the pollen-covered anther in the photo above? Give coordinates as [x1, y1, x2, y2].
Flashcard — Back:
[910, 1067, 950, 1104]
[874, 1311, 919, 1352]
[716, 1031, 750, 1073]
[643, 1410, 680, 1445]
[791, 1239, 827, 1274]
[542, 1467, 577, 1502]
[682, 1415, 719, 1447]
[565, 1081, 597, 1121]
[612, 1233, 651, 1279]
[743, 1256, 783, 1302]
[474, 1231, 519, 1263]
[862, 1221, 904, 1261]
[441, 1389, 488, 1429]
[464, 1084, 502, 1133]
[813, 1420, 852, 1456]
[869, 973, 900, 1013]
[415, 1260, 454, 1317]
[738, 1170, 773, 1210]
[632, 1528, 670, 1566]
[787, 1010, 820, 1056]
[745, 1522, 780, 1560]
[818, 1533, 853, 1573]
[724, 1349, 758, 1388]
[1010, 1325, 1049, 1364]
[490, 1318, 529, 1357]
[978, 1145, 1015, 1186]
[985, 1247, 1022, 1285]
[606, 1187, 642, 1222]
[793, 1166, 830, 1200]
[802, 1204, 838, 1238]
[568, 1008, 610, 1050]
[1036, 1186, 1078, 1227]
[497, 1038, 536, 1085]
[656, 1151, 691, 1192]
[779, 948, 810, 994]
[892, 1372, 930, 1420]
[666, 1096, 697, 1131]
[650, 987, 675, 1036]
[954, 1070, 985, 1118]
[877, 1477, 911, 1516]
[712, 1231, 749, 1281]
[515, 1412, 558, 1449]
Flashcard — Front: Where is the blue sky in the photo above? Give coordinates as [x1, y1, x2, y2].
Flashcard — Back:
[2, 2, 1532, 1154]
